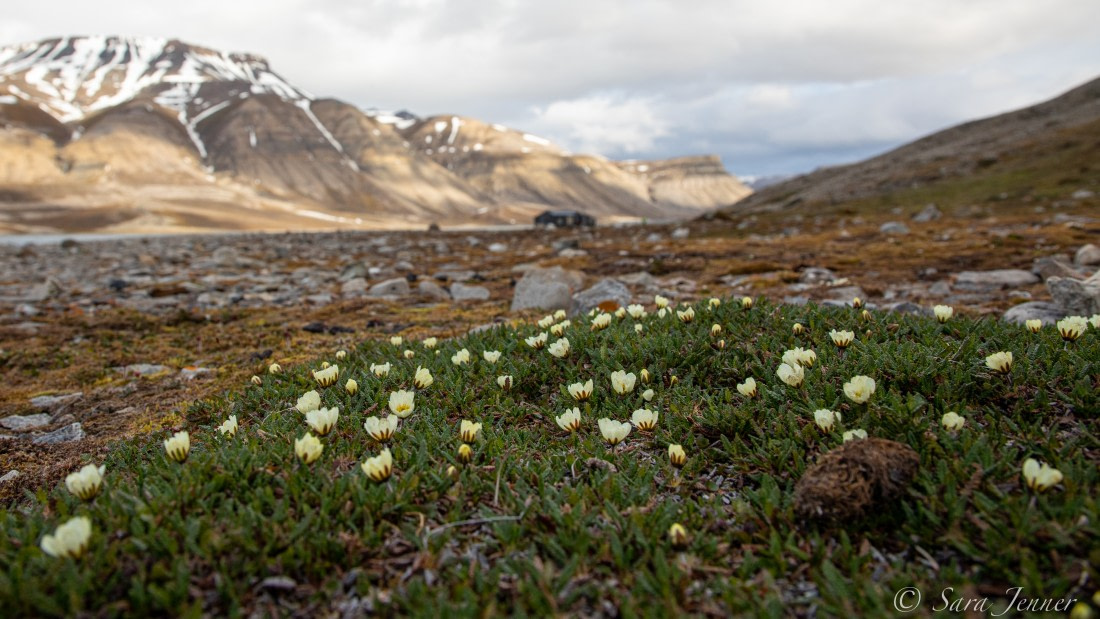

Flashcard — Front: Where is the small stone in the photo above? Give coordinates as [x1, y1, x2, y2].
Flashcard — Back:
[417, 280, 451, 301]
[32, 422, 85, 444]
[879, 221, 910, 235]
[29, 392, 83, 413]
[912, 204, 942, 222]
[671, 227, 690, 239]
[1075, 243, 1100, 267]
[259, 576, 297, 592]
[179, 367, 213, 380]
[305, 293, 333, 305]
[572, 279, 631, 315]
[954, 270, 1039, 291]
[487, 243, 508, 253]
[369, 278, 411, 297]
[511, 267, 584, 312]
[0, 470, 20, 483]
[1071, 189, 1095, 200]
[799, 267, 836, 285]
[1002, 302, 1064, 325]
[558, 248, 588, 258]
[450, 283, 490, 301]
[1, 414, 51, 431]
[339, 263, 369, 281]
[1032, 255, 1082, 281]
[116, 364, 171, 377]
[884, 302, 928, 315]
[340, 278, 368, 297]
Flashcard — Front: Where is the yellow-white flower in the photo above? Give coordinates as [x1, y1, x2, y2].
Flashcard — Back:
[568, 379, 594, 402]
[556, 407, 582, 433]
[627, 304, 646, 318]
[654, 295, 670, 309]
[457, 443, 474, 463]
[1090, 314, 1100, 329]
[423, 337, 438, 349]
[843, 375, 876, 404]
[611, 370, 637, 395]
[40, 516, 92, 558]
[736, 377, 758, 398]
[1025, 319, 1043, 333]
[598, 418, 631, 445]
[640, 368, 651, 384]
[217, 415, 238, 438]
[708, 297, 721, 309]
[550, 322, 566, 337]
[294, 433, 323, 464]
[335, 350, 347, 360]
[591, 313, 612, 330]
[459, 420, 483, 443]
[941, 412, 965, 431]
[933, 305, 954, 323]
[634, 323, 644, 334]
[389, 336, 403, 346]
[537, 315, 556, 329]
[388, 390, 416, 418]
[851, 297, 864, 309]
[305, 406, 339, 436]
[414, 366, 434, 389]
[525, 332, 548, 350]
[776, 362, 805, 388]
[710, 323, 722, 336]
[842, 429, 867, 442]
[631, 408, 659, 431]
[250, 375, 262, 386]
[361, 448, 393, 482]
[451, 348, 471, 365]
[1022, 458, 1063, 492]
[782, 347, 816, 368]
[741, 296, 753, 309]
[65, 464, 105, 500]
[668, 522, 688, 547]
[813, 409, 841, 432]
[553, 309, 567, 321]
[676, 306, 695, 323]
[497, 374, 513, 390]
[370, 362, 391, 377]
[829, 329, 855, 348]
[548, 337, 571, 358]
[615, 307, 627, 318]
[345, 379, 358, 395]
[1057, 316, 1088, 342]
[313, 364, 339, 387]
[296, 390, 321, 414]
[403, 349, 415, 359]
[792, 322, 805, 335]
[668, 444, 686, 467]
[364, 414, 399, 442]
[641, 388, 655, 402]
[320, 361, 330, 369]
[657, 307, 668, 318]
[268, 363, 281, 374]
[164, 431, 190, 462]
[985, 351, 1013, 374]
[483, 350, 502, 363]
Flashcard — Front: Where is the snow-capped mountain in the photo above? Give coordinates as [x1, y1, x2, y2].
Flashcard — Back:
[0, 36, 750, 233]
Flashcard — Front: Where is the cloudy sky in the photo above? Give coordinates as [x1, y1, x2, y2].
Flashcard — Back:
[4, 0, 1100, 178]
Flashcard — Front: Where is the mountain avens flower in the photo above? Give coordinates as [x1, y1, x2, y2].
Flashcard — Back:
[668, 444, 686, 467]
[459, 420, 483, 443]
[525, 332, 548, 350]
[631, 408, 659, 431]
[320, 361, 330, 369]
[591, 313, 612, 331]
[813, 409, 841, 432]
[1057, 316, 1088, 342]
[556, 407, 582, 433]
[1025, 319, 1042, 333]
[553, 309, 567, 320]
[361, 448, 393, 482]
[388, 390, 416, 418]
[538, 315, 555, 329]
[843, 375, 876, 404]
[657, 308, 668, 318]
[294, 433, 323, 464]
[782, 347, 816, 368]
[389, 336, 403, 346]
[65, 464, 105, 500]
[422, 337, 438, 349]
[364, 415, 399, 442]
[715, 339, 726, 350]
[451, 348, 471, 365]
[654, 295, 670, 309]
[457, 443, 474, 464]
[736, 377, 757, 398]
[403, 349, 415, 359]
[1022, 458, 1063, 492]
[860, 309, 872, 322]
[598, 418, 631, 445]
[627, 304, 646, 318]
[250, 375, 262, 385]
[550, 323, 565, 337]
[345, 379, 358, 395]
[668, 523, 688, 548]
[40, 516, 92, 559]
[829, 329, 854, 348]
[268, 363, 281, 374]
[941, 412, 965, 431]
[1090, 314, 1100, 329]
[483, 350, 501, 363]
[933, 305, 954, 323]
[642, 388, 655, 402]
[615, 307, 627, 318]
[296, 390, 321, 414]
[568, 379, 594, 402]
[777, 362, 805, 388]
[548, 337, 570, 358]
[164, 431, 190, 463]
[493, 375, 511, 391]
[335, 350, 347, 361]
[711, 323, 722, 336]
[635, 323, 644, 334]
[741, 296, 753, 309]
[842, 429, 867, 442]
[852, 297, 864, 309]
[676, 307, 695, 323]
[611, 370, 637, 395]
[708, 297, 721, 309]
[305, 406, 339, 436]
[985, 351, 1013, 374]
[370, 362, 391, 377]
[414, 366, 433, 389]
[313, 364, 339, 387]
[640, 368, 651, 384]
[792, 322, 805, 335]
[217, 415, 238, 438]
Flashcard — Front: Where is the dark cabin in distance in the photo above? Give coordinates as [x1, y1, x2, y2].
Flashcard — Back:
[534, 210, 596, 228]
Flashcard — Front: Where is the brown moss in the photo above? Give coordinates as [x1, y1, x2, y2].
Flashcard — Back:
[792, 438, 919, 523]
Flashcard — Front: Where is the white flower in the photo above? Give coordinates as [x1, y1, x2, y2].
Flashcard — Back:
[556, 407, 582, 433]
[1057, 316, 1088, 341]
[568, 379, 594, 402]
[305, 406, 339, 436]
[457, 443, 474, 463]
[631, 408, 659, 431]
[591, 313, 612, 330]
[615, 307, 627, 318]
[711, 323, 722, 336]
[792, 323, 805, 335]
[985, 351, 1013, 374]
[610, 370, 637, 395]
[345, 379, 358, 395]
[362, 448, 393, 482]
[335, 350, 347, 361]
[388, 390, 416, 418]
[842, 429, 867, 442]
[389, 336, 403, 346]
[217, 415, 238, 437]
[164, 431, 190, 462]
[829, 330, 854, 348]
[250, 375, 262, 386]
[1089, 314, 1100, 329]
[268, 363, 281, 374]
[548, 337, 571, 358]
[657, 308, 668, 318]
[403, 349, 415, 359]
[497, 375, 513, 389]
[553, 309, 567, 320]
[736, 377, 757, 398]
[654, 295, 670, 309]
[483, 350, 502, 363]
[65, 464, 105, 500]
[364, 415, 399, 442]
[635, 324, 643, 334]
[676, 307, 695, 323]
[296, 390, 321, 414]
[627, 304, 646, 319]
[641, 388, 655, 402]
[312, 364, 340, 387]
[741, 296, 753, 309]
[459, 420, 483, 443]
[1025, 319, 1042, 333]
[598, 418, 631, 445]
[781, 347, 816, 368]
[933, 305, 954, 323]
[813, 409, 841, 432]
[414, 366, 433, 389]
[422, 337, 438, 349]
[40, 516, 92, 558]
[668, 444, 687, 466]
[294, 433, 323, 464]
[1022, 458, 1063, 492]
[708, 298, 721, 309]
[537, 315, 556, 329]
[451, 348, 471, 365]
[843, 375, 876, 404]
[370, 362, 391, 377]
[776, 362, 805, 388]
[525, 332, 548, 350]
[941, 412, 965, 431]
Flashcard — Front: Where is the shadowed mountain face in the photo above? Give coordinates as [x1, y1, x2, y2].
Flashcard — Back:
[0, 36, 750, 233]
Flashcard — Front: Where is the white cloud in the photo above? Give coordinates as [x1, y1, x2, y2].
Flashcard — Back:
[526, 96, 671, 156]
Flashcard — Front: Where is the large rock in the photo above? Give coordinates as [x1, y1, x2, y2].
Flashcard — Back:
[29, 392, 82, 413]
[1002, 302, 1065, 325]
[1031, 255, 1082, 281]
[451, 283, 490, 302]
[417, 280, 451, 301]
[1046, 276, 1100, 316]
[32, 422, 85, 444]
[369, 278, 411, 297]
[572, 279, 631, 315]
[0, 414, 51, 431]
[954, 269, 1039, 291]
[340, 278, 368, 297]
[511, 267, 584, 312]
[1075, 244, 1100, 267]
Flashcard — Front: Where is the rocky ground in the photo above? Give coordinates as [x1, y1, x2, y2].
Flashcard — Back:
[1, 203, 1098, 501]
